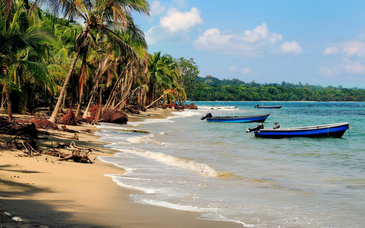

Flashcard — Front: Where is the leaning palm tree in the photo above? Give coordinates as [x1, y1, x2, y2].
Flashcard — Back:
[48, 0, 149, 123]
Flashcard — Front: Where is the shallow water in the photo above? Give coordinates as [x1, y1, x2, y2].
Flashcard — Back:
[97, 101, 365, 227]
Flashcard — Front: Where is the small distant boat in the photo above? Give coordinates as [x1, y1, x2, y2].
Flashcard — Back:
[201, 113, 270, 123]
[254, 105, 282, 109]
[246, 122, 349, 138]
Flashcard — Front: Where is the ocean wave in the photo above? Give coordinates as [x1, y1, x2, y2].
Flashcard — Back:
[132, 197, 255, 227]
[128, 118, 175, 127]
[132, 197, 218, 213]
[105, 174, 157, 194]
[198, 213, 255, 227]
[120, 148, 231, 178]
[167, 110, 203, 119]
[96, 124, 130, 130]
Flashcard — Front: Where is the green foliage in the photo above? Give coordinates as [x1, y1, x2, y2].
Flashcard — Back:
[189, 77, 365, 101]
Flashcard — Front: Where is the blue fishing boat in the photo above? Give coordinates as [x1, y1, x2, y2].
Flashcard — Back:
[246, 122, 349, 138]
[201, 113, 270, 123]
[254, 105, 282, 109]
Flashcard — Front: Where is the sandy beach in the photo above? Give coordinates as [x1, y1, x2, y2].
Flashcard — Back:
[0, 109, 241, 227]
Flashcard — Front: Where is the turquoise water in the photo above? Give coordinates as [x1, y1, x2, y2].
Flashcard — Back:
[97, 101, 365, 227]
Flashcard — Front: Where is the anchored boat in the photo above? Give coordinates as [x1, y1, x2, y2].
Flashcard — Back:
[246, 122, 349, 138]
[254, 105, 282, 109]
[201, 113, 270, 123]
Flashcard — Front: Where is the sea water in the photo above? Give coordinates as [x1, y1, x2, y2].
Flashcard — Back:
[97, 101, 365, 227]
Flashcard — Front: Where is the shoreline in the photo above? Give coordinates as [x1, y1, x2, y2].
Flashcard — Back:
[0, 109, 241, 227]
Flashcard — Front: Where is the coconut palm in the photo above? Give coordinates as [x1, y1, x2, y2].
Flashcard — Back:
[146, 52, 186, 109]
[0, 0, 58, 119]
[48, 0, 149, 123]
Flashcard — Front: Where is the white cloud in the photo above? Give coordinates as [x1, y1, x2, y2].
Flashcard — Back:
[193, 23, 283, 58]
[160, 7, 203, 33]
[241, 67, 251, 75]
[277, 41, 303, 55]
[319, 67, 338, 76]
[229, 65, 238, 72]
[342, 41, 365, 57]
[344, 61, 365, 75]
[322, 47, 339, 56]
[150, 1, 165, 16]
[146, 7, 203, 44]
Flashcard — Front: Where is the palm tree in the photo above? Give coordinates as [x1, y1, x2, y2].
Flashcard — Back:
[145, 52, 186, 109]
[0, 0, 57, 119]
[48, 0, 150, 123]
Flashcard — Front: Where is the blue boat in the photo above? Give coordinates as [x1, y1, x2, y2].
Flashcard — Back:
[201, 113, 270, 123]
[246, 122, 349, 138]
[254, 105, 282, 109]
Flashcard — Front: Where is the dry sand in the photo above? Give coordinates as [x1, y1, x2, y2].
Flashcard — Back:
[0, 110, 241, 227]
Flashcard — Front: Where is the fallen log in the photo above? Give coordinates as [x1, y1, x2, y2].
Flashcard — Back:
[57, 141, 92, 163]
[118, 129, 150, 134]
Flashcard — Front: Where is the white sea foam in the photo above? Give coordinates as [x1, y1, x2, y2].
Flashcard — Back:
[120, 148, 220, 177]
[133, 197, 218, 213]
[132, 197, 254, 227]
[197, 106, 238, 111]
[96, 124, 129, 130]
[198, 213, 255, 227]
[105, 174, 157, 194]
[128, 118, 175, 127]
[124, 134, 170, 146]
[167, 110, 203, 119]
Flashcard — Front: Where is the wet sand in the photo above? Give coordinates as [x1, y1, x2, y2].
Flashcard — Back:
[0, 110, 241, 227]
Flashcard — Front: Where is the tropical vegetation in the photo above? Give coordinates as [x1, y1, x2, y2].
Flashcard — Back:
[0, 0, 195, 123]
[190, 76, 365, 101]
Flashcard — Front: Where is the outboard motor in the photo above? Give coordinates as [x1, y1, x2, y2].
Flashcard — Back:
[246, 123, 264, 132]
[273, 122, 280, 129]
[201, 113, 213, 120]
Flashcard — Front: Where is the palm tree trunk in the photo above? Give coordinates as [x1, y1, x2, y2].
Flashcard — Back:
[104, 60, 132, 108]
[82, 93, 94, 119]
[145, 94, 166, 110]
[1, 91, 5, 109]
[48, 51, 80, 123]
[82, 56, 110, 119]
[4, 85, 12, 121]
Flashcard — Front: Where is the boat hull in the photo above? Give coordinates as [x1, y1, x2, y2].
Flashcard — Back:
[207, 113, 270, 123]
[254, 123, 349, 138]
[255, 105, 282, 109]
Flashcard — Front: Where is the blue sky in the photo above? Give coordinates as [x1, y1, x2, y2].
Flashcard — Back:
[134, 0, 365, 87]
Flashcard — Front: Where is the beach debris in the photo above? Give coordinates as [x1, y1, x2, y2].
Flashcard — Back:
[88, 105, 128, 124]
[9, 135, 38, 156]
[81, 128, 92, 133]
[17, 119, 59, 130]
[51, 142, 70, 149]
[59, 107, 78, 125]
[126, 106, 140, 114]
[118, 129, 150, 134]
[61, 125, 79, 133]
[187, 103, 198, 110]
[0, 119, 39, 138]
[57, 141, 93, 163]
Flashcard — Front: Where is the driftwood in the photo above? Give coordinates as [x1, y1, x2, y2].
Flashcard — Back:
[57, 141, 92, 163]
[118, 129, 150, 134]
[61, 125, 79, 133]
[9, 135, 38, 156]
